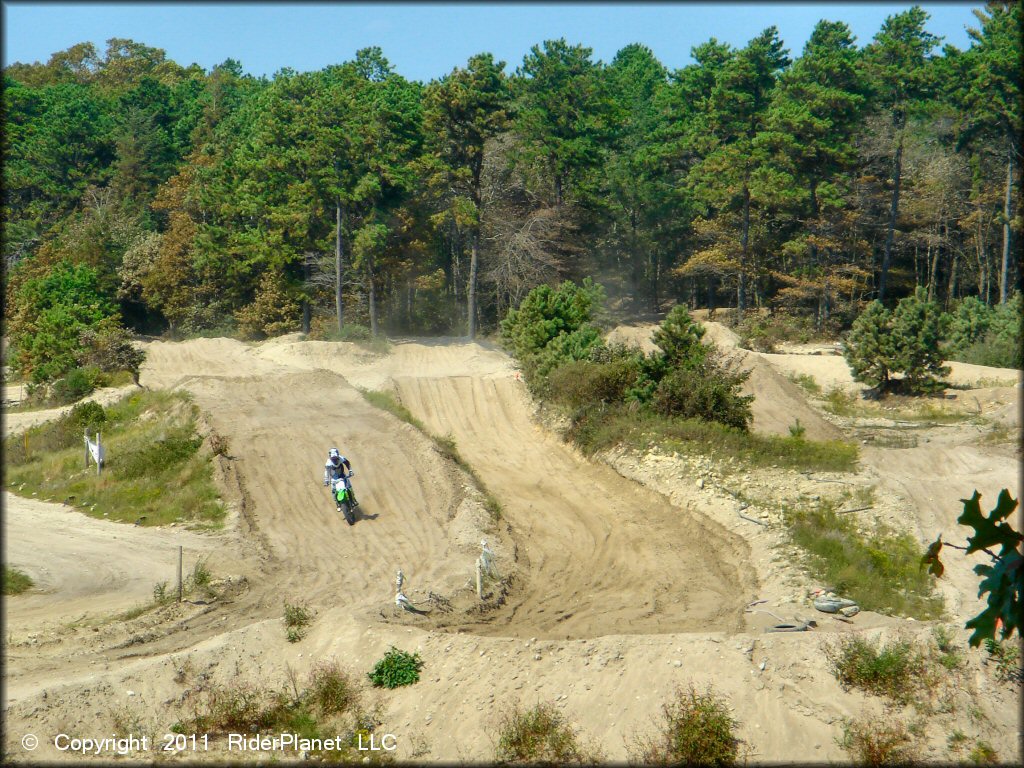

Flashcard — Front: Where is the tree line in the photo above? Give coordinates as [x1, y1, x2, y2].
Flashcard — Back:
[3, 5, 1020, 386]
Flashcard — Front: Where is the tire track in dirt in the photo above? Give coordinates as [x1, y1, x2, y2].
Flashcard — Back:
[258, 337, 756, 639]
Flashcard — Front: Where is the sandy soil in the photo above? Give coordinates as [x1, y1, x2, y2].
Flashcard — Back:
[3, 323, 1020, 763]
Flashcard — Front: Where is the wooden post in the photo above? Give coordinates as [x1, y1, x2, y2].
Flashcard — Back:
[96, 432, 102, 476]
[177, 546, 183, 603]
[24, 430, 29, 458]
[475, 558, 483, 601]
[84, 429, 90, 469]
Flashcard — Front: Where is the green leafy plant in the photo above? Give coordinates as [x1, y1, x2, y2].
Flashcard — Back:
[969, 741, 999, 764]
[983, 637, 1021, 684]
[153, 581, 171, 604]
[922, 489, 1021, 646]
[838, 713, 916, 766]
[631, 684, 743, 766]
[788, 418, 806, 438]
[283, 600, 313, 643]
[825, 635, 932, 705]
[494, 702, 599, 764]
[367, 646, 424, 688]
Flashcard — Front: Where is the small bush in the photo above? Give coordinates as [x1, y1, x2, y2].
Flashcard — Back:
[495, 702, 597, 764]
[838, 713, 916, 766]
[823, 386, 857, 416]
[650, 355, 753, 430]
[153, 581, 171, 604]
[788, 418, 806, 438]
[735, 311, 817, 353]
[308, 661, 360, 716]
[983, 638, 1022, 684]
[825, 635, 930, 704]
[51, 366, 101, 403]
[283, 600, 313, 642]
[632, 684, 742, 766]
[3, 566, 34, 595]
[546, 356, 641, 407]
[969, 741, 999, 764]
[788, 372, 822, 396]
[368, 646, 424, 689]
[188, 559, 213, 596]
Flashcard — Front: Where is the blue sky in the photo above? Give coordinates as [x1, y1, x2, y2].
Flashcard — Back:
[3, 2, 981, 82]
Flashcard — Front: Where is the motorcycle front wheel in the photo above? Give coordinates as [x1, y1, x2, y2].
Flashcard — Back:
[339, 501, 355, 526]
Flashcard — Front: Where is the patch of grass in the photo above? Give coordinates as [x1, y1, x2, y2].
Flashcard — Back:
[979, 422, 1015, 447]
[173, 664, 381, 764]
[3, 566, 34, 595]
[823, 386, 858, 416]
[360, 389, 425, 431]
[983, 638, 1022, 685]
[368, 646, 424, 689]
[495, 702, 600, 765]
[947, 729, 969, 754]
[825, 634, 934, 704]
[631, 684, 743, 766]
[361, 389, 503, 520]
[308, 661, 360, 716]
[931, 625, 964, 671]
[838, 713, 917, 766]
[784, 501, 944, 619]
[787, 372, 822, 396]
[567, 404, 858, 473]
[969, 741, 999, 764]
[4, 390, 223, 527]
[283, 600, 313, 643]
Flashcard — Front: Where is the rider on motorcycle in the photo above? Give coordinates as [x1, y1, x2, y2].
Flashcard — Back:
[323, 448, 358, 507]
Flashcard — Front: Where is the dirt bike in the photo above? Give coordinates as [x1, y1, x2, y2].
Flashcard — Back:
[329, 473, 358, 526]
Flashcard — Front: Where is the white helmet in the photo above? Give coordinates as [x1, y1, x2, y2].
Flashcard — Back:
[328, 448, 341, 466]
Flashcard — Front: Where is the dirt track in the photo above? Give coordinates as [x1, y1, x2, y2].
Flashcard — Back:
[3, 327, 1020, 763]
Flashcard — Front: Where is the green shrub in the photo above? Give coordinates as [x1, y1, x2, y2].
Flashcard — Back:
[495, 702, 597, 764]
[651, 353, 753, 430]
[283, 600, 313, 642]
[945, 293, 1020, 369]
[368, 646, 424, 689]
[51, 366, 101, 403]
[983, 637, 1021, 684]
[969, 741, 999, 764]
[3, 566, 34, 595]
[890, 288, 951, 393]
[632, 684, 742, 766]
[838, 714, 916, 766]
[546, 356, 641, 407]
[735, 311, 817, 353]
[825, 635, 931, 704]
[77, 319, 146, 385]
[500, 279, 606, 389]
[307, 661, 360, 716]
[529, 325, 604, 384]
